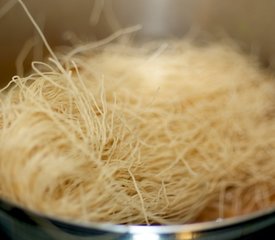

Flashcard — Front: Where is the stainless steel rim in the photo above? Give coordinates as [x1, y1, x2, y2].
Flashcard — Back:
[1, 196, 275, 234]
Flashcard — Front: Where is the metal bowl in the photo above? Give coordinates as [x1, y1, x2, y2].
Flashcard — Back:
[1, 198, 275, 240]
[0, 1, 275, 239]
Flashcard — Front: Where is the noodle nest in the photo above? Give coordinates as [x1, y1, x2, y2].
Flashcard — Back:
[0, 39, 274, 225]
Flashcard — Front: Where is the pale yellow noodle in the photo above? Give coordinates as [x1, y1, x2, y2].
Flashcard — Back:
[0, 39, 275, 225]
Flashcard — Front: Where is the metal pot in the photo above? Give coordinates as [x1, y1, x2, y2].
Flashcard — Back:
[1, 198, 275, 240]
[0, 1, 275, 239]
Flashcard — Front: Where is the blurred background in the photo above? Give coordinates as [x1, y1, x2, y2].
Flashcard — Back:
[1, 0, 275, 87]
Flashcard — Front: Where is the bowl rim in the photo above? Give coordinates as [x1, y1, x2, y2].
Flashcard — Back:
[1, 196, 275, 234]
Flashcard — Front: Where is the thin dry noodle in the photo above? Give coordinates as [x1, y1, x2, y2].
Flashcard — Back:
[0, 37, 275, 225]
[0, 0, 17, 19]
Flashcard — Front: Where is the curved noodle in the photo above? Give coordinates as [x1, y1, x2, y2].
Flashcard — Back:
[0, 39, 274, 225]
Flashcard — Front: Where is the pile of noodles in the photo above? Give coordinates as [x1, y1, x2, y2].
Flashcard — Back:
[0, 39, 274, 225]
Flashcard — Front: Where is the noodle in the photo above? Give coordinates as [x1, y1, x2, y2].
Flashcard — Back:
[0, 0, 17, 19]
[0, 38, 275, 225]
